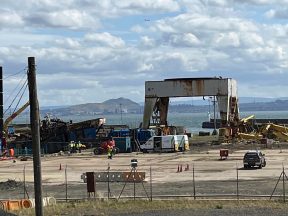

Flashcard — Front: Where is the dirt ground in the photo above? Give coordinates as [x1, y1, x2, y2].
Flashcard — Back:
[1, 140, 288, 200]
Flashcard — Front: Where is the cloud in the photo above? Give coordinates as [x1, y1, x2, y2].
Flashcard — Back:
[139, 36, 156, 48]
[1, 0, 288, 106]
[266, 8, 288, 19]
[0, 10, 24, 28]
[84, 32, 125, 48]
[24, 10, 100, 30]
[234, 0, 288, 6]
[169, 33, 201, 47]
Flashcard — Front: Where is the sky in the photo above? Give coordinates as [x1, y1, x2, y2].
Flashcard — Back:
[1, 0, 288, 107]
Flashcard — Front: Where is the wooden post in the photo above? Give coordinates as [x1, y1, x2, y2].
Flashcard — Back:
[65, 165, 68, 202]
[283, 166, 285, 203]
[193, 164, 196, 200]
[150, 166, 152, 201]
[236, 163, 239, 200]
[133, 168, 136, 200]
[107, 163, 110, 199]
[28, 57, 43, 216]
[23, 165, 26, 199]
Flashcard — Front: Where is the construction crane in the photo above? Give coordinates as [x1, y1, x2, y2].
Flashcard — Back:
[3, 101, 30, 138]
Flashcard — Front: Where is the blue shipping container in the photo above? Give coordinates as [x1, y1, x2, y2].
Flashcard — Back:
[114, 137, 131, 153]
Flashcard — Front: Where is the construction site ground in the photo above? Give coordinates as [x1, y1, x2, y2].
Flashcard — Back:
[1, 138, 288, 201]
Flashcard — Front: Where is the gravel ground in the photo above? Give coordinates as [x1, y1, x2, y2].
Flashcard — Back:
[114, 208, 288, 216]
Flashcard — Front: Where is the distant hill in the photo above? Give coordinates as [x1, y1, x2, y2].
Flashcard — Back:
[39, 97, 288, 116]
[41, 97, 142, 115]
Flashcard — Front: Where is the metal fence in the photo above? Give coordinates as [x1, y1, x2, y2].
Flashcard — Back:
[1, 163, 288, 203]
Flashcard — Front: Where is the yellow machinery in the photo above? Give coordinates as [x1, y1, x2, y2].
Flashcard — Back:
[3, 101, 30, 138]
[237, 122, 288, 142]
[264, 123, 288, 142]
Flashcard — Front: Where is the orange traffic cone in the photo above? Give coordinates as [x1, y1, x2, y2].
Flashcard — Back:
[59, 164, 62, 170]
[185, 164, 189, 171]
[180, 164, 182, 172]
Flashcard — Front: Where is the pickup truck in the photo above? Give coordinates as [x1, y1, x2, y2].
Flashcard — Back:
[243, 150, 266, 169]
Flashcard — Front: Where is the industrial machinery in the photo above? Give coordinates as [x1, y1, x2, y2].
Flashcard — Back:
[3, 101, 30, 139]
[236, 121, 288, 143]
[93, 138, 118, 155]
[141, 78, 239, 138]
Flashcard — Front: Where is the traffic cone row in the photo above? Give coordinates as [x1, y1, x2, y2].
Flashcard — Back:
[177, 164, 189, 173]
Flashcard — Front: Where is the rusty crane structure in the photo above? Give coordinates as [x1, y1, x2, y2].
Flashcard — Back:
[142, 77, 239, 135]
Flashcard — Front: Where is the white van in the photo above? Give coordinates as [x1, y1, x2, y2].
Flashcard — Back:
[176, 135, 190, 151]
[140, 135, 179, 153]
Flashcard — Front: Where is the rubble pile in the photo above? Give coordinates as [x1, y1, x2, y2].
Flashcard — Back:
[0, 179, 23, 190]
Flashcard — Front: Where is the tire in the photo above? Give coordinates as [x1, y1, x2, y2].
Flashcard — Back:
[94, 147, 103, 155]
[113, 147, 120, 154]
[263, 160, 266, 167]
[259, 164, 262, 169]
[93, 148, 99, 155]
[244, 165, 248, 169]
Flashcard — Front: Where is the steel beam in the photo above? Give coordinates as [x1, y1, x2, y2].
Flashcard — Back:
[142, 77, 238, 129]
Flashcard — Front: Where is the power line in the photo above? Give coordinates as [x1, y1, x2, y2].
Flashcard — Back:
[4, 71, 27, 103]
[4, 67, 27, 79]
[12, 82, 28, 114]
[4, 79, 28, 115]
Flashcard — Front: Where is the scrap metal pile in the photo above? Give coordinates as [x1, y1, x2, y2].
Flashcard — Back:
[236, 115, 288, 142]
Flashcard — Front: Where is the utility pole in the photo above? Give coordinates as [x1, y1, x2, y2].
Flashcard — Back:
[27, 57, 43, 216]
[0, 67, 3, 152]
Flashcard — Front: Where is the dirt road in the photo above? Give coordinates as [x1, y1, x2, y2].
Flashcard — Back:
[1, 142, 288, 200]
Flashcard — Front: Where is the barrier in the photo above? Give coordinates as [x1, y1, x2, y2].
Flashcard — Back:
[20, 199, 32, 209]
[29, 197, 56, 208]
[29, 199, 35, 208]
[43, 198, 48, 207]
[7, 200, 21, 211]
[0, 201, 8, 211]
[45, 197, 56, 206]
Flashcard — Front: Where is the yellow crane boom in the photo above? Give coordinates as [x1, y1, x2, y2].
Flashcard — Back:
[3, 101, 30, 137]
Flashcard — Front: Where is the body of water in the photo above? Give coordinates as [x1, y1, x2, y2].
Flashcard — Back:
[10, 111, 288, 134]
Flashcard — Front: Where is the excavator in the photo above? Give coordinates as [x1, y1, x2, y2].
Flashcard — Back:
[3, 101, 30, 139]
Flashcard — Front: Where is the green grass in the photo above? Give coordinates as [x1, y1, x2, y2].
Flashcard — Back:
[15, 199, 288, 216]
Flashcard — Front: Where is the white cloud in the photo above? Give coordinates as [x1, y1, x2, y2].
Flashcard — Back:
[84, 32, 125, 48]
[0, 10, 23, 28]
[139, 36, 156, 48]
[115, 0, 180, 13]
[1, 0, 288, 106]
[169, 33, 201, 47]
[213, 32, 240, 47]
[24, 10, 100, 30]
[266, 8, 288, 19]
[54, 38, 81, 49]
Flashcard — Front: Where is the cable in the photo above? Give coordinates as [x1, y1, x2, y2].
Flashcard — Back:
[4, 71, 27, 104]
[12, 82, 28, 114]
[4, 67, 27, 79]
[4, 78, 28, 115]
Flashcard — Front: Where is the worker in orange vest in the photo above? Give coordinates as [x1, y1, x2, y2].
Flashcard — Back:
[9, 148, 15, 157]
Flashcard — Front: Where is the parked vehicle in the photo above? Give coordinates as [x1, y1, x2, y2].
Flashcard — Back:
[175, 135, 189, 151]
[93, 138, 119, 155]
[243, 150, 266, 169]
[140, 135, 179, 153]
